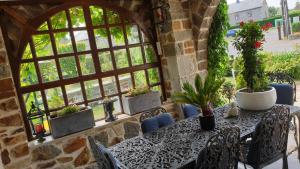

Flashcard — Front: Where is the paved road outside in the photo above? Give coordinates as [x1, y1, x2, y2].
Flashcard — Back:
[228, 28, 300, 56]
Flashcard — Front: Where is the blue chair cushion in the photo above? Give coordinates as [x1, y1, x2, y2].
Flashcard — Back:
[97, 143, 119, 169]
[141, 117, 160, 133]
[270, 83, 294, 105]
[157, 113, 175, 127]
[183, 104, 199, 118]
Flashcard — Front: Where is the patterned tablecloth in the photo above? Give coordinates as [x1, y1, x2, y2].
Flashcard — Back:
[109, 105, 300, 169]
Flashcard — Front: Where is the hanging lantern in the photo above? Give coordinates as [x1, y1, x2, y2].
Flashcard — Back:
[27, 102, 46, 142]
[153, 0, 170, 32]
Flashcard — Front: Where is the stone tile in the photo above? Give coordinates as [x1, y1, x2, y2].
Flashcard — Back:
[0, 78, 15, 99]
[0, 98, 18, 112]
[63, 137, 86, 154]
[0, 114, 22, 127]
[74, 146, 90, 167]
[10, 143, 29, 158]
[1, 149, 10, 165]
[31, 145, 62, 161]
[3, 134, 26, 146]
[36, 161, 56, 169]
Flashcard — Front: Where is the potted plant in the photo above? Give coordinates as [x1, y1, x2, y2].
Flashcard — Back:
[122, 86, 161, 116]
[234, 21, 276, 111]
[171, 73, 224, 130]
[50, 105, 95, 138]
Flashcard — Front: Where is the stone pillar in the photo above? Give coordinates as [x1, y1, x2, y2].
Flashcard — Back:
[0, 29, 31, 169]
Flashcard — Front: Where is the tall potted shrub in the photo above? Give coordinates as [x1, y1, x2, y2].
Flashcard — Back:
[234, 21, 277, 110]
[172, 73, 224, 130]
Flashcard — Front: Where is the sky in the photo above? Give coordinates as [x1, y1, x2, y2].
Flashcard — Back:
[227, 0, 297, 9]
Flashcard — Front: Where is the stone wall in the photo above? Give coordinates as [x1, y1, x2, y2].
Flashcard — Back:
[0, 0, 220, 168]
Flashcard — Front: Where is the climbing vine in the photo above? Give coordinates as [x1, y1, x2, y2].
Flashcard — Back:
[207, 0, 229, 77]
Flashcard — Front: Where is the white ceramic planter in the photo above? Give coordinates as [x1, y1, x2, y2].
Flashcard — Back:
[236, 87, 277, 111]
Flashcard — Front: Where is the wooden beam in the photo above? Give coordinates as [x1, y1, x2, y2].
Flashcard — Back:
[0, 0, 63, 5]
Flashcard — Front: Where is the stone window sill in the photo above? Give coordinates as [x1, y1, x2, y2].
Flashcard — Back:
[28, 113, 134, 148]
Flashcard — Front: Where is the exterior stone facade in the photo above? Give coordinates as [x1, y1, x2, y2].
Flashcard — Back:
[0, 0, 220, 168]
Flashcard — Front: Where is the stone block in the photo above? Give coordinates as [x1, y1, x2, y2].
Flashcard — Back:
[172, 21, 182, 31]
[108, 137, 123, 147]
[94, 131, 108, 147]
[36, 161, 56, 169]
[173, 30, 193, 41]
[196, 50, 207, 61]
[184, 48, 195, 54]
[32, 145, 62, 161]
[0, 78, 15, 99]
[74, 147, 90, 167]
[0, 98, 18, 112]
[10, 143, 29, 158]
[63, 137, 87, 154]
[57, 157, 73, 164]
[0, 64, 11, 80]
[123, 121, 140, 139]
[3, 134, 26, 146]
[198, 60, 208, 70]
[0, 114, 22, 127]
[1, 149, 10, 165]
[184, 40, 194, 48]
[0, 51, 6, 64]
[196, 39, 208, 50]
[162, 43, 176, 57]
[182, 20, 191, 29]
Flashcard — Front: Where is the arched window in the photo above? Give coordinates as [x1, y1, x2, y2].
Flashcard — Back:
[18, 5, 163, 137]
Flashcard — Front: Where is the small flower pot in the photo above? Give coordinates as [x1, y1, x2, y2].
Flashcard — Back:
[199, 115, 215, 130]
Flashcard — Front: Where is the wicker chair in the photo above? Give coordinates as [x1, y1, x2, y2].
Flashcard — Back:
[194, 127, 240, 169]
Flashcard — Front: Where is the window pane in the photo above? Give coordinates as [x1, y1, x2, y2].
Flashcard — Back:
[23, 91, 44, 112]
[22, 44, 32, 60]
[107, 10, 120, 24]
[112, 96, 121, 114]
[145, 45, 157, 63]
[110, 27, 125, 47]
[94, 28, 109, 49]
[90, 6, 105, 26]
[55, 32, 73, 54]
[102, 76, 117, 96]
[126, 25, 140, 44]
[134, 70, 147, 87]
[148, 68, 160, 85]
[51, 11, 68, 30]
[59, 56, 78, 79]
[129, 47, 143, 66]
[65, 83, 84, 104]
[151, 85, 162, 98]
[74, 31, 90, 52]
[118, 73, 132, 92]
[38, 22, 48, 31]
[114, 49, 128, 69]
[39, 60, 59, 82]
[79, 54, 95, 75]
[20, 62, 38, 87]
[89, 101, 104, 120]
[46, 87, 64, 109]
[99, 51, 113, 72]
[70, 7, 86, 27]
[33, 34, 53, 57]
[85, 80, 101, 100]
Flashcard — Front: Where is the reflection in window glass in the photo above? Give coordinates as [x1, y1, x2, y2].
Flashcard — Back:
[59, 57, 78, 79]
[74, 31, 90, 52]
[55, 32, 73, 54]
[145, 45, 157, 63]
[90, 6, 105, 26]
[23, 91, 44, 112]
[70, 7, 86, 27]
[79, 54, 95, 75]
[33, 34, 53, 57]
[84, 80, 101, 100]
[134, 70, 147, 87]
[38, 22, 48, 31]
[114, 49, 128, 69]
[107, 10, 120, 24]
[20, 62, 38, 87]
[65, 83, 84, 104]
[51, 11, 68, 30]
[99, 51, 113, 72]
[151, 85, 162, 98]
[39, 60, 59, 82]
[94, 28, 109, 49]
[127, 25, 140, 44]
[118, 73, 132, 92]
[22, 44, 32, 60]
[45, 87, 64, 109]
[129, 47, 143, 66]
[89, 101, 104, 120]
[102, 76, 118, 96]
[148, 68, 160, 85]
[110, 27, 125, 46]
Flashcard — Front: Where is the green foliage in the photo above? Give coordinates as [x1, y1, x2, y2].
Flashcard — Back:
[221, 81, 236, 103]
[292, 22, 300, 33]
[57, 105, 80, 117]
[171, 73, 225, 116]
[208, 0, 229, 78]
[126, 86, 151, 97]
[268, 7, 280, 17]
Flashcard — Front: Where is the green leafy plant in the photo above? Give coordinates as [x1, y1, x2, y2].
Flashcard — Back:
[222, 81, 236, 103]
[171, 73, 225, 116]
[233, 21, 271, 92]
[126, 86, 151, 97]
[292, 22, 300, 33]
[57, 105, 80, 117]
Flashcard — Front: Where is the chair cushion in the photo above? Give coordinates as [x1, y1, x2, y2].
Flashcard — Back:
[157, 113, 175, 128]
[183, 104, 199, 118]
[270, 83, 294, 105]
[141, 117, 160, 133]
[97, 143, 119, 169]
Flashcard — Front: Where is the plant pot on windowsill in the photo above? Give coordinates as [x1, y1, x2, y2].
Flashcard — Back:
[122, 87, 161, 116]
[50, 106, 95, 138]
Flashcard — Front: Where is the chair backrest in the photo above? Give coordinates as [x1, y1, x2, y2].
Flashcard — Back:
[268, 72, 296, 101]
[195, 127, 240, 169]
[88, 136, 118, 169]
[182, 104, 199, 118]
[139, 107, 167, 122]
[270, 83, 294, 105]
[247, 105, 290, 165]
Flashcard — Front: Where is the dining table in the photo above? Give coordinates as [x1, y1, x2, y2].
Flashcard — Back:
[108, 105, 300, 169]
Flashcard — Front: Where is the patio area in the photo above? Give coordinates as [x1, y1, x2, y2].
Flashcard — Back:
[0, 0, 300, 169]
